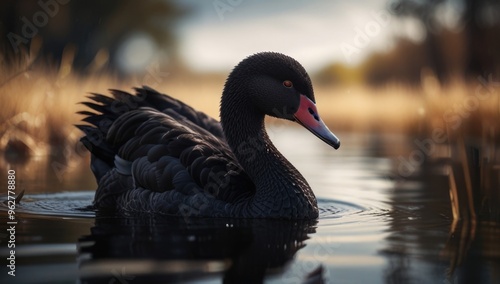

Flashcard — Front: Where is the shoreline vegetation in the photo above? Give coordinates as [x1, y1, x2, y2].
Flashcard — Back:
[1, 59, 499, 220]
[1, 63, 498, 156]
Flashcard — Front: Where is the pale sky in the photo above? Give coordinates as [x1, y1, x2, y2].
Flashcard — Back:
[171, 0, 425, 73]
[118, 0, 425, 74]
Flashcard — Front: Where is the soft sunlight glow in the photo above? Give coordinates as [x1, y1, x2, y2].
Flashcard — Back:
[116, 33, 157, 74]
[175, 0, 395, 72]
[395, 17, 427, 43]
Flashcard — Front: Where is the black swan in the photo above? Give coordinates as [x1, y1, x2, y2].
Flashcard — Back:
[77, 52, 340, 219]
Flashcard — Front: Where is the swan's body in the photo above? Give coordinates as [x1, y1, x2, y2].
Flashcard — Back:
[78, 52, 340, 219]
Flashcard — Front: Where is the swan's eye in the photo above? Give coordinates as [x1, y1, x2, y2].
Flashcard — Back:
[283, 80, 293, 88]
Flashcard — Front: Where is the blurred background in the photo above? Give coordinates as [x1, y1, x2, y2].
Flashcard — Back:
[0, 0, 499, 208]
[0, 1, 499, 282]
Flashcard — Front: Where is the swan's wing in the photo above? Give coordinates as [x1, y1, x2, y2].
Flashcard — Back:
[77, 88, 254, 215]
[136, 86, 224, 138]
[85, 86, 224, 138]
[77, 86, 223, 178]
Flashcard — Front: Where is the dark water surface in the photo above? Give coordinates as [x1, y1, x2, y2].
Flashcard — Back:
[0, 129, 499, 283]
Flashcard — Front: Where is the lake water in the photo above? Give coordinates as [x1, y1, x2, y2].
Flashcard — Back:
[0, 128, 499, 283]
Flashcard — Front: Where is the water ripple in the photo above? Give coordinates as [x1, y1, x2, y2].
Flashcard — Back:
[0, 191, 95, 218]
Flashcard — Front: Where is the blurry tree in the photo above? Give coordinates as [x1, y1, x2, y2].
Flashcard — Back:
[462, 0, 500, 78]
[317, 0, 500, 87]
[361, 38, 428, 86]
[0, 0, 187, 73]
[390, 0, 500, 82]
[316, 38, 431, 87]
[315, 63, 362, 86]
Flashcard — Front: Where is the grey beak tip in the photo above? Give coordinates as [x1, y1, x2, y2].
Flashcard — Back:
[334, 141, 340, 150]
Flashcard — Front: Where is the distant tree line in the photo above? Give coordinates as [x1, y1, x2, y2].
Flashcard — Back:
[318, 0, 500, 86]
[0, 0, 186, 73]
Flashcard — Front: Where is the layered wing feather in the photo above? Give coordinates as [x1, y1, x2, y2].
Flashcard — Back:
[77, 87, 254, 216]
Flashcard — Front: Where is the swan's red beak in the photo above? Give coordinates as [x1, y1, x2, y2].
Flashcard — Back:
[294, 94, 340, 149]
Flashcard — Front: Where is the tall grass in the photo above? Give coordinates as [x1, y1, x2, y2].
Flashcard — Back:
[317, 76, 499, 137]
[1, 60, 499, 158]
[1, 55, 498, 221]
[1, 65, 119, 157]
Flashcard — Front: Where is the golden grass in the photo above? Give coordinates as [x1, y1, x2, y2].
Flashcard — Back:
[1, 67, 120, 156]
[0, 62, 499, 159]
[316, 77, 499, 137]
[1, 61, 498, 219]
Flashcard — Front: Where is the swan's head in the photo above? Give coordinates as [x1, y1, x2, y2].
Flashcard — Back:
[225, 52, 340, 149]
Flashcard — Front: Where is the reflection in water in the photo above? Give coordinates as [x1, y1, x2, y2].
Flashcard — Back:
[78, 215, 319, 283]
[0, 131, 499, 283]
[442, 220, 500, 283]
[376, 130, 500, 284]
[0, 151, 96, 194]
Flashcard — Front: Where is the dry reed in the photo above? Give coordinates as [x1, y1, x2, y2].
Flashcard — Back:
[0, 56, 499, 158]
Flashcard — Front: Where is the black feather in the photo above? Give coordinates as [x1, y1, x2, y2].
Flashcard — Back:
[77, 86, 254, 215]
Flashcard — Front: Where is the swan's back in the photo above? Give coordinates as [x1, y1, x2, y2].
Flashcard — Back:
[77, 87, 254, 216]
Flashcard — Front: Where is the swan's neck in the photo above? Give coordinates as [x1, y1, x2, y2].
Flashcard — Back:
[220, 94, 318, 218]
